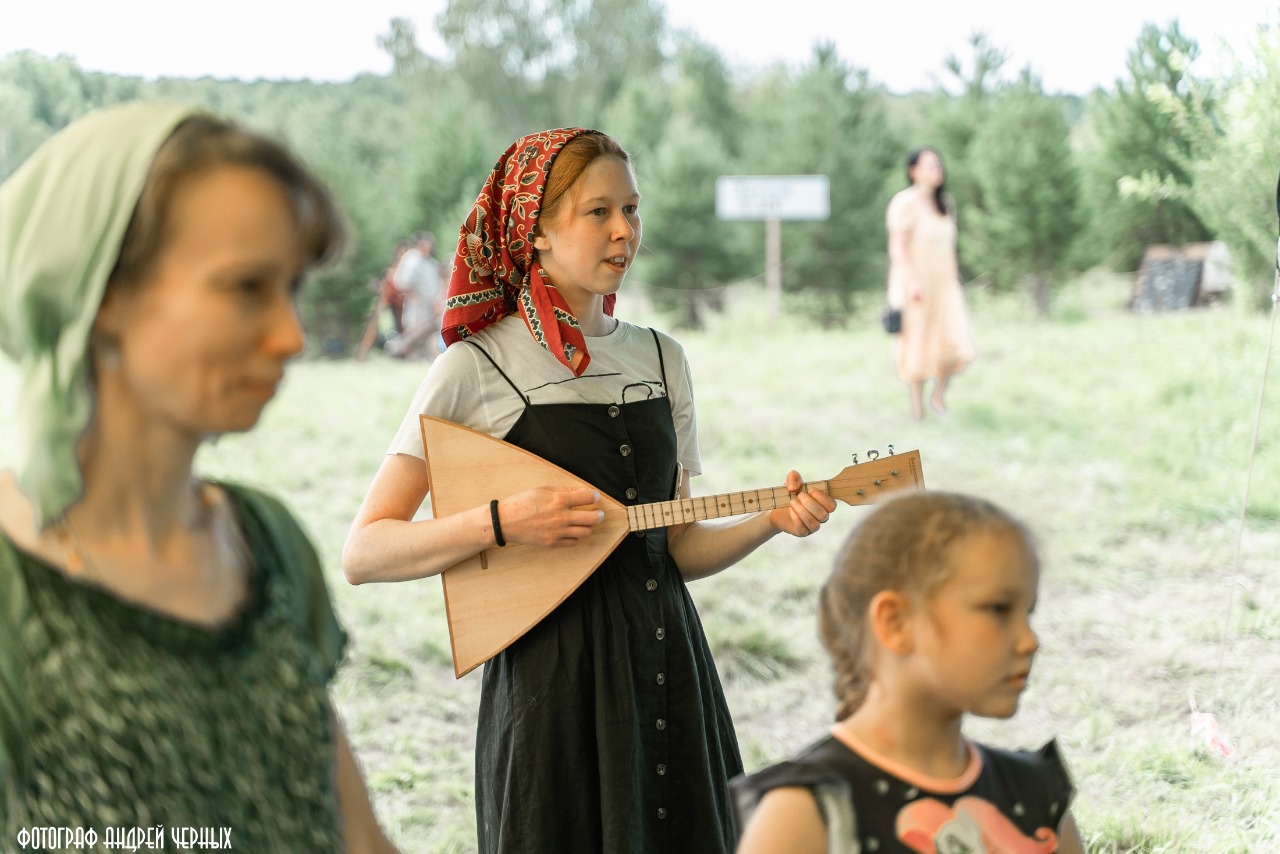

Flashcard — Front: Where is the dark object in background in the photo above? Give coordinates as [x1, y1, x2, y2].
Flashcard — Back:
[1132, 241, 1233, 311]
[881, 306, 902, 334]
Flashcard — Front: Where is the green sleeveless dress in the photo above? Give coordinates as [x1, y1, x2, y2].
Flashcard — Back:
[0, 484, 347, 850]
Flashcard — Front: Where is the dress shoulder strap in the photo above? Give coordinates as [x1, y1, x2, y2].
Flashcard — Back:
[647, 328, 669, 389]
[465, 340, 530, 406]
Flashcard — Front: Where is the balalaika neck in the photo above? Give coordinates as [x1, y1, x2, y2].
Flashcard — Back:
[625, 482, 830, 532]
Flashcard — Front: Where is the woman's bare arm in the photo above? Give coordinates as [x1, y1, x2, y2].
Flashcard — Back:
[341, 453, 603, 585]
[332, 707, 399, 853]
[667, 470, 833, 582]
[887, 224, 920, 304]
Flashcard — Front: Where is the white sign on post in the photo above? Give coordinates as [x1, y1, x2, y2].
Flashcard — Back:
[715, 175, 830, 319]
[715, 175, 830, 221]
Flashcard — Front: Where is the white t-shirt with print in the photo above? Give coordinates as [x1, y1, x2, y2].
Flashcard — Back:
[387, 315, 702, 477]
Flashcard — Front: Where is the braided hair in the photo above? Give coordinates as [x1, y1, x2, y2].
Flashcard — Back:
[818, 492, 1036, 719]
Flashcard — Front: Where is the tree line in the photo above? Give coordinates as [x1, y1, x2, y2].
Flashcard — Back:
[3, 4, 1276, 351]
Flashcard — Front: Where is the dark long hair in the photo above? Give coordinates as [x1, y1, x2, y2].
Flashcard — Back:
[906, 147, 948, 216]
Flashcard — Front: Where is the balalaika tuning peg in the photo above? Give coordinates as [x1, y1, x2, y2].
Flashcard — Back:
[888, 444, 895, 455]
[867, 449, 880, 461]
[850, 452, 858, 465]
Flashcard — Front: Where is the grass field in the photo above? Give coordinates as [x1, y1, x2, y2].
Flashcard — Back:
[2, 270, 1278, 851]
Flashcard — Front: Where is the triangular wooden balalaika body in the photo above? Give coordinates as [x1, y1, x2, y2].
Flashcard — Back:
[421, 416, 631, 677]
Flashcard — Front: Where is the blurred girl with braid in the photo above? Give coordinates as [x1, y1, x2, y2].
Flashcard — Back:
[0, 103, 396, 850]
[732, 492, 1084, 854]
[343, 128, 837, 853]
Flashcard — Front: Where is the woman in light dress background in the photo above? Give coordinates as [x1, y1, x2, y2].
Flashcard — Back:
[885, 147, 975, 421]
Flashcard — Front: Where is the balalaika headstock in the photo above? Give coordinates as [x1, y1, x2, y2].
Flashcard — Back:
[825, 445, 925, 507]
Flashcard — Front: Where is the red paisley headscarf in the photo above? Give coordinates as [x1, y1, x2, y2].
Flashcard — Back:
[441, 127, 618, 376]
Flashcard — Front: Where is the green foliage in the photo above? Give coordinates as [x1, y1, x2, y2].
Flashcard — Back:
[667, 35, 744, 158]
[0, 80, 49, 180]
[1144, 24, 1280, 305]
[600, 33, 742, 173]
[600, 72, 672, 164]
[363, 652, 415, 689]
[968, 71, 1084, 314]
[0, 51, 143, 179]
[270, 78, 420, 350]
[737, 45, 903, 313]
[434, 0, 557, 133]
[931, 35, 1010, 227]
[626, 36, 755, 323]
[635, 120, 751, 327]
[1077, 21, 1212, 272]
[435, 0, 668, 134]
[14, 8, 1280, 354]
[551, 0, 667, 128]
[401, 88, 507, 246]
[379, 17, 430, 78]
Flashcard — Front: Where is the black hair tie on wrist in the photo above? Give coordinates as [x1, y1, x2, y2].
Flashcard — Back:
[490, 499, 506, 547]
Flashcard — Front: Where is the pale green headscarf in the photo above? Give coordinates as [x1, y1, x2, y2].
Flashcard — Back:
[0, 101, 196, 529]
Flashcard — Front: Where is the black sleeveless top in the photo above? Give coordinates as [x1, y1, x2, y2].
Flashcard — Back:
[732, 732, 1074, 853]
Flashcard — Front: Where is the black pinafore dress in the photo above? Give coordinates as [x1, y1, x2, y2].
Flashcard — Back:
[468, 333, 742, 854]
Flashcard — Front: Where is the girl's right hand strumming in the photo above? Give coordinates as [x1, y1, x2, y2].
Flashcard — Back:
[343, 457, 605, 584]
[495, 487, 604, 547]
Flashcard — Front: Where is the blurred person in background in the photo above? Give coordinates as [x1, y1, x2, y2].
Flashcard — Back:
[0, 102, 397, 851]
[381, 239, 411, 336]
[885, 147, 975, 421]
[384, 230, 443, 360]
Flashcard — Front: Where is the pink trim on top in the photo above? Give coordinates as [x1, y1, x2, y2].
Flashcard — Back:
[829, 725, 983, 794]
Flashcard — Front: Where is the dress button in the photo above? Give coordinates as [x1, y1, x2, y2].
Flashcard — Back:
[646, 579, 658, 592]
[619, 444, 632, 456]
[608, 405, 620, 417]
[655, 627, 665, 640]
[656, 718, 667, 731]
[657, 807, 667, 820]
[626, 487, 638, 500]
[656, 763, 667, 776]
[656, 672, 666, 685]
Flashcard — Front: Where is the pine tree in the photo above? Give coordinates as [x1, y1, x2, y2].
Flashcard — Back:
[1078, 21, 1211, 271]
[737, 44, 903, 315]
[969, 71, 1083, 316]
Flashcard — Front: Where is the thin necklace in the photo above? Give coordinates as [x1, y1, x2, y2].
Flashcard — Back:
[56, 481, 215, 580]
[58, 519, 89, 577]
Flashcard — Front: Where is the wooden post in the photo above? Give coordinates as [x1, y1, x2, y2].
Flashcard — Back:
[715, 175, 828, 321]
[354, 293, 386, 362]
[765, 216, 782, 321]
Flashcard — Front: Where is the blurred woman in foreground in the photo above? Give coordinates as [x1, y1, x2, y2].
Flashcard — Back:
[0, 102, 396, 851]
